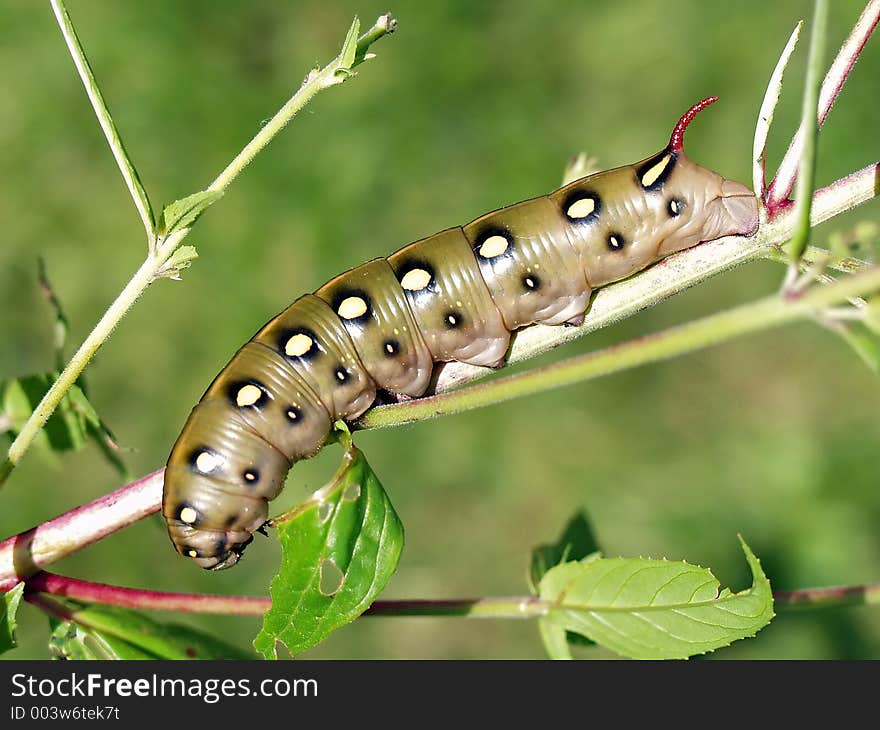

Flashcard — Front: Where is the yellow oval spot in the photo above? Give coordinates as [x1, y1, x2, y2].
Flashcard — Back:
[195, 450, 220, 473]
[641, 154, 671, 188]
[338, 296, 368, 319]
[236, 384, 262, 407]
[479, 234, 509, 258]
[284, 333, 313, 357]
[400, 268, 431, 291]
[286, 409, 299, 420]
[566, 197, 595, 219]
[179, 507, 198, 524]
[669, 199, 680, 214]
[385, 342, 395, 354]
[187, 549, 198, 558]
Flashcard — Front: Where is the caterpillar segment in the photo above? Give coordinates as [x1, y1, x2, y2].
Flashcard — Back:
[163, 97, 759, 569]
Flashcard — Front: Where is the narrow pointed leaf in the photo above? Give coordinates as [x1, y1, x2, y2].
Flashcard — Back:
[1, 583, 25, 655]
[539, 537, 774, 659]
[254, 433, 404, 658]
[338, 17, 360, 71]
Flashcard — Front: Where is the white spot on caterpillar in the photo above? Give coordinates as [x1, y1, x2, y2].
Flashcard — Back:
[179, 507, 198, 524]
[478, 234, 508, 258]
[385, 342, 395, 353]
[669, 199, 680, 215]
[284, 333, 313, 357]
[195, 450, 220, 473]
[446, 313, 458, 326]
[236, 384, 262, 407]
[641, 153, 671, 188]
[286, 408, 299, 420]
[400, 268, 431, 291]
[524, 277, 536, 289]
[566, 197, 595, 219]
[338, 296, 368, 319]
[608, 234, 623, 250]
[336, 369, 347, 381]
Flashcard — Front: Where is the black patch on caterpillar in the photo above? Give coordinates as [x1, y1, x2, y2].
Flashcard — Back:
[188, 447, 219, 475]
[242, 468, 260, 485]
[177, 502, 200, 526]
[444, 310, 463, 329]
[394, 258, 437, 294]
[607, 232, 625, 251]
[285, 405, 303, 423]
[636, 149, 678, 191]
[562, 190, 601, 224]
[474, 227, 514, 260]
[331, 288, 371, 324]
[277, 327, 320, 362]
[383, 338, 400, 356]
[213, 538, 227, 555]
[522, 274, 541, 291]
[226, 380, 269, 409]
[667, 197, 684, 217]
[225, 514, 238, 528]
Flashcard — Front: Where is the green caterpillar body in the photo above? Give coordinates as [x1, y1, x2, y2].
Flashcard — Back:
[162, 98, 759, 569]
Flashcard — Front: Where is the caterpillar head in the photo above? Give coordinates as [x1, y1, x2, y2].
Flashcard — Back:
[640, 96, 759, 258]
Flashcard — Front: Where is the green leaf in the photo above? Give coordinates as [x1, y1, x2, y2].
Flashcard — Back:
[158, 189, 224, 236]
[48, 617, 156, 660]
[254, 430, 404, 658]
[529, 510, 600, 593]
[539, 536, 774, 660]
[1, 375, 129, 478]
[537, 618, 572, 660]
[157, 245, 199, 280]
[53, 604, 253, 660]
[338, 17, 360, 72]
[1, 583, 25, 655]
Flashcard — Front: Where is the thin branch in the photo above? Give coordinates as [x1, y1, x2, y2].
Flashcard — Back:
[49, 0, 156, 244]
[15, 571, 880, 619]
[23, 572, 268, 615]
[785, 0, 827, 272]
[766, 0, 880, 211]
[0, 469, 163, 591]
[0, 14, 397, 487]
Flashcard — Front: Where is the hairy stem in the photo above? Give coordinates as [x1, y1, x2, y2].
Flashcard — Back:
[49, 0, 155, 244]
[0, 14, 396, 486]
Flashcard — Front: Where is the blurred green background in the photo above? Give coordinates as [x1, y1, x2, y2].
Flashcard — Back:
[2, 0, 879, 659]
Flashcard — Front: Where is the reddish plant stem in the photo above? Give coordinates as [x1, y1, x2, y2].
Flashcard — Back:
[0, 469, 163, 591]
[10, 571, 880, 618]
[766, 0, 880, 212]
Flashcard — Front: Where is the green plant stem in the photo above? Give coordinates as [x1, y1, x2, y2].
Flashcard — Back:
[358, 263, 880, 429]
[0, 14, 396, 487]
[49, 0, 155, 245]
[787, 0, 828, 266]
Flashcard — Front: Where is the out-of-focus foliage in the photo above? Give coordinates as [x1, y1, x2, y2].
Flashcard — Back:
[1, 0, 878, 659]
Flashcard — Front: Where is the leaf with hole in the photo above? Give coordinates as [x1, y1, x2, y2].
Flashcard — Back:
[538, 536, 774, 659]
[254, 429, 404, 658]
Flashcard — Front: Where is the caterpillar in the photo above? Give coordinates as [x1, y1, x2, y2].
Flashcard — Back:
[162, 97, 759, 569]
